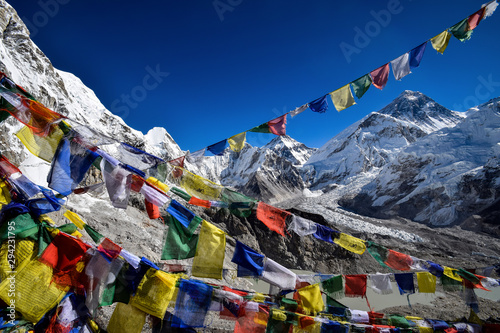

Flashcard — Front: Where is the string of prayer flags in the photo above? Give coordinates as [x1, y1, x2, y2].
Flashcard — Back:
[344, 274, 367, 298]
[370, 63, 390, 90]
[0, 86, 65, 137]
[350, 74, 372, 99]
[368, 273, 393, 295]
[260, 258, 297, 291]
[416, 272, 437, 293]
[394, 273, 415, 295]
[333, 233, 366, 255]
[228, 132, 246, 152]
[409, 42, 427, 69]
[129, 268, 178, 319]
[231, 241, 265, 278]
[161, 214, 200, 260]
[256, 201, 290, 237]
[329, 84, 356, 112]
[107, 302, 146, 333]
[172, 279, 213, 328]
[321, 275, 344, 299]
[290, 104, 308, 117]
[207, 139, 228, 156]
[191, 220, 226, 279]
[390, 53, 411, 81]
[288, 215, 317, 237]
[297, 283, 324, 315]
[308, 95, 329, 113]
[430, 31, 452, 54]
[449, 18, 473, 42]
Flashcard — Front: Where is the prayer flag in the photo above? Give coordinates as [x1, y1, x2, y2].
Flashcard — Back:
[39, 232, 90, 274]
[129, 268, 178, 319]
[313, 224, 335, 243]
[97, 238, 122, 259]
[207, 139, 228, 156]
[107, 302, 146, 333]
[268, 114, 287, 135]
[172, 279, 213, 328]
[146, 176, 169, 193]
[483, 0, 499, 19]
[228, 132, 246, 152]
[350, 74, 372, 99]
[231, 240, 265, 277]
[167, 199, 195, 229]
[390, 53, 411, 81]
[140, 182, 169, 208]
[118, 142, 163, 171]
[409, 42, 427, 69]
[171, 186, 192, 202]
[145, 199, 160, 219]
[289, 215, 317, 237]
[384, 249, 413, 271]
[416, 272, 436, 293]
[368, 273, 393, 295]
[186, 148, 205, 166]
[449, 18, 473, 42]
[63, 210, 85, 229]
[425, 260, 444, 277]
[169, 156, 185, 178]
[431, 30, 452, 54]
[367, 242, 388, 268]
[290, 104, 308, 117]
[249, 122, 271, 133]
[370, 63, 390, 90]
[394, 273, 415, 295]
[161, 214, 199, 260]
[221, 188, 257, 218]
[333, 232, 366, 255]
[297, 283, 324, 315]
[329, 84, 356, 112]
[84, 224, 104, 244]
[192, 220, 226, 279]
[0, 180, 10, 209]
[443, 266, 463, 282]
[344, 274, 367, 298]
[468, 7, 486, 30]
[48, 137, 99, 196]
[188, 196, 211, 208]
[260, 258, 296, 290]
[256, 201, 290, 237]
[308, 95, 329, 113]
[16, 125, 64, 162]
[180, 168, 223, 201]
[322, 275, 344, 299]
[100, 159, 133, 209]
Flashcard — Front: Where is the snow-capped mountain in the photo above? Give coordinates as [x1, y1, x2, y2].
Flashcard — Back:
[302, 91, 465, 190]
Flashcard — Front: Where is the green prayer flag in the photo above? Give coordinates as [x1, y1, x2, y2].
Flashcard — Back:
[441, 274, 463, 292]
[171, 187, 192, 202]
[100, 283, 116, 307]
[58, 223, 78, 235]
[36, 226, 52, 256]
[366, 241, 389, 268]
[326, 295, 346, 308]
[321, 275, 344, 299]
[0, 214, 39, 243]
[389, 315, 411, 328]
[161, 214, 199, 260]
[84, 224, 104, 243]
[248, 123, 271, 133]
[280, 298, 298, 312]
[266, 315, 291, 333]
[449, 18, 473, 42]
[457, 268, 480, 285]
[221, 188, 257, 218]
[350, 74, 372, 99]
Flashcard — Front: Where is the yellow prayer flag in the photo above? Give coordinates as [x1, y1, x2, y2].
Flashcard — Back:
[0, 239, 37, 280]
[0, 259, 68, 323]
[252, 292, 266, 303]
[443, 266, 463, 282]
[192, 220, 226, 279]
[129, 268, 178, 319]
[430, 31, 452, 54]
[333, 233, 366, 255]
[107, 302, 146, 333]
[180, 169, 223, 201]
[15, 125, 64, 162]
[329, 84, 356, 112]
[146, 176, 169, 193]
[64, 210, 86, 229]
[39, 214, 56, 226]
[272, 309, 288, 321]
[297, 283, 324, 315]
[0, 180, 11, 209]
[228, 132, 247, 152]
[416, 272, 436, 293]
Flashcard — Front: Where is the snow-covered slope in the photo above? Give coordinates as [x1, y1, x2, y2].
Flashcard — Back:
[302, 91, 465, 190]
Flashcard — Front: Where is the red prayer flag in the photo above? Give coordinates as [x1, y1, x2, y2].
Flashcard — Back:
[299, 316, 315, 329]
[188, 196, 211, 208]
[468, 7, 486, 30]
[130, 174, 145, 192]
[145, 199, 160, 219]
[384, 249, 412, 271]
[39, 232, 90, 273]
[370, 63, 390, 90]
[256, 201, 290, 237]
[0, 155, 21, 178]
[344, 274, 367, 298]
[368, 311, 384, 325]
[268, 114, 287, 136]
[97, 237, 122, 259]
[234, 310, 268, 333]
[169, 156, 185, 178]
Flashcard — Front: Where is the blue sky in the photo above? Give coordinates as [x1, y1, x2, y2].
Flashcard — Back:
[8, 0, 500, 151]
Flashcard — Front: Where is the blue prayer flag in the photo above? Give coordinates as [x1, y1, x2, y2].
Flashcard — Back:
[167, 200, 195, 229]
[409, 42, 427, 69]
[394, 273, 415, 295]
[313, 224, 336, 244]
[207, 139, 228, 156]
[231, 241, 264, 277]
[308, 95, 329, 113]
